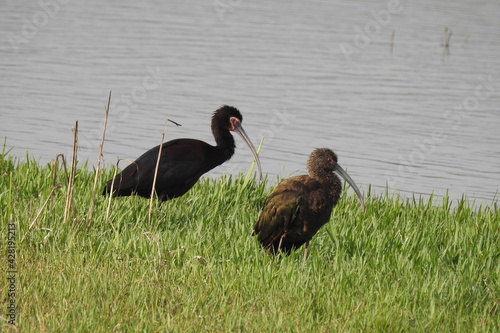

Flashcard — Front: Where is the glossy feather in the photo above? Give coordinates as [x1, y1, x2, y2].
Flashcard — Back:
[254, 148, 364, 254]
[103, 105, 262, 202]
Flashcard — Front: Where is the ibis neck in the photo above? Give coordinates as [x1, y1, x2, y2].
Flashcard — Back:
[213, 127, 236, 161]
[310, 168, 335, 182]
[311, 172, 342, 203]
[311, 170, 341, 188]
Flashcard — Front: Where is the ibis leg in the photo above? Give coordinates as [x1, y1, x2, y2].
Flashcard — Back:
[277, 234, 286, 254]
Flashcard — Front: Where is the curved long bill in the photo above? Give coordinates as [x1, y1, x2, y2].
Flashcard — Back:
[334, 163, 365, 213]
[233, 123, 263, 181]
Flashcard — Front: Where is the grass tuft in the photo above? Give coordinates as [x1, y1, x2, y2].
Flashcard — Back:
[0, 153, 498, 332]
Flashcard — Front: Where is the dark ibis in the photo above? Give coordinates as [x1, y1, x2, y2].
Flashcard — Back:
[103, 105, 262, 202]
[253, 148, 365, 256]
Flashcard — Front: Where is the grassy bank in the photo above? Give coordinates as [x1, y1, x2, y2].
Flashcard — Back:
[0, 153, 498, 332]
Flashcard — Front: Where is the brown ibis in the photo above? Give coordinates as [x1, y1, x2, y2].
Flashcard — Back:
[253, 148, 365, 256]
[103, 105, 262, 202]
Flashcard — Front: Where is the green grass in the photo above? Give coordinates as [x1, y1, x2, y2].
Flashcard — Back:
[0, 152, 499, 332]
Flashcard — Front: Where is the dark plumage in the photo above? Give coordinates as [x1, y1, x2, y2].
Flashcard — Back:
[103, 105, 262, 202]
[253, 148, 365, 255]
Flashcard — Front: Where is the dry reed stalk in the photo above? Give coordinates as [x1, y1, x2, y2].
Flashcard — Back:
[105, 157, 133, 223]
[442, 27, 452, 59]
[64, 121, 78, 224]
[148, 120, 168, 223]
[29, 185, 60, 230]
[105, 162, 118, 223]
[444, 27, 452, 49]
[53, 154, 69, 186]
[148, 119, 181, 223]
[28, 154, 68, 232]
[105, 162, 119, 223]
[340, 300, 363, 333]
[86, 90, 111, 228]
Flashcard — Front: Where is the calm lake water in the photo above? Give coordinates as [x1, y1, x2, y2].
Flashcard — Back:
[1, 0, 499, 206]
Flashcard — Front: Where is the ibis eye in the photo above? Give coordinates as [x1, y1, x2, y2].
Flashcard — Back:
[229, 117, 240, 130]
[327, 158, 334, 163]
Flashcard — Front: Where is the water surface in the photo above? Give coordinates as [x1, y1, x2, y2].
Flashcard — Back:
[1, 0, 499, 205]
